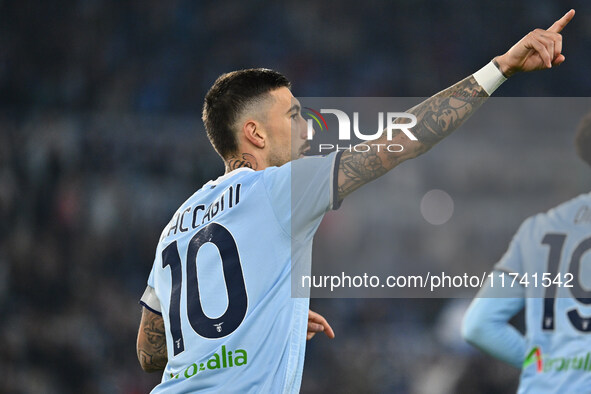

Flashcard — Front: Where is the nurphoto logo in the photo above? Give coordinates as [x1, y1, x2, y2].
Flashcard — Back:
[304, 107, 418, 153]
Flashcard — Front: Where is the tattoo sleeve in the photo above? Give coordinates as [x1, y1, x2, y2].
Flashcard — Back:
[337, 75, 488, 199]
[137, 307, 168, 372]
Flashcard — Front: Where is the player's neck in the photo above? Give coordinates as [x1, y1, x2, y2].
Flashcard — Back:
[224, 152, 262, 174]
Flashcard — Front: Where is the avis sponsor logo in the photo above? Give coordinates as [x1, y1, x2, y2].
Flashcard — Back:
[169, 346, 248, 380]
[303, 107, 418, 153]
[524, 346, 591, 373]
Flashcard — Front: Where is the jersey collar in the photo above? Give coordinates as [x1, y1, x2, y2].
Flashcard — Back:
[205, 167, 255, 187]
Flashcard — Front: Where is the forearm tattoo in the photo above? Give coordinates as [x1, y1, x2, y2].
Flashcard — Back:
[138, 310, 168, 372]
[409, 76, 487, 145]
[337, 76, 488, 199]
[338, 150, 388, 198]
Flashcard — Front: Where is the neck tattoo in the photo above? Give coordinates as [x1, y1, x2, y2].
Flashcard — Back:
[226, 153, 258, 172]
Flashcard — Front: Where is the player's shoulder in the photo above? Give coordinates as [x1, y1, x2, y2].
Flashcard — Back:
[262, 153, 339, 188]
[156, 168, 265, 243]
[522, 192, 591, 234]
[538, 192, 590, 221]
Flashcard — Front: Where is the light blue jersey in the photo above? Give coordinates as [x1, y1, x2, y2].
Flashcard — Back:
[140, 152, 342, 393]
[494, 192, 591, 393]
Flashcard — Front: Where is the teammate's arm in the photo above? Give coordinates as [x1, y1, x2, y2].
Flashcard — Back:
[137, 307, 168, 372]
[462, 272, 526, 368]
[336, 9, 574, 199]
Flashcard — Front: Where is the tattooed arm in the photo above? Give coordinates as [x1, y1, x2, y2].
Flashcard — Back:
[338, 76, 487, 197]
[337, 9, 574, 199]
[137, 307, 168, 372]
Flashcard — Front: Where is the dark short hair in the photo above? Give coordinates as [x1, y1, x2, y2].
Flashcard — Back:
[202, 68, 291, 159]
[575, 112, 591, 168]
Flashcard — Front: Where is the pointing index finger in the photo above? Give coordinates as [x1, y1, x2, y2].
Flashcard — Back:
[547, 9, 575, 33]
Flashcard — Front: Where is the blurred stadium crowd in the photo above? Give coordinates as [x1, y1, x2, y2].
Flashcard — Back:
[2, 0, 591, 393]
[2, 0, 591, 113]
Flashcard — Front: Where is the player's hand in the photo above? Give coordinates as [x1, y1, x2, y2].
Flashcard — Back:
[495, 9, 575, 77]
[307, 310, 335, 340]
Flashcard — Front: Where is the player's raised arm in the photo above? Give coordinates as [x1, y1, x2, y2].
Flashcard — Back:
[336, 9, 575, 200]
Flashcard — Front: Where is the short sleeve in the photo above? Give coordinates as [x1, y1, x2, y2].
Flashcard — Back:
[494, 217, 532, 275]
[140, 285, 162, 315]
[140, 243, 163, 315]
[147, 260, 156, 288]
[263, 151, 343, 241]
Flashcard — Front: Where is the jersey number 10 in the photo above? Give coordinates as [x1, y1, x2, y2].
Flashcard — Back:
[162, 222, 248, 356]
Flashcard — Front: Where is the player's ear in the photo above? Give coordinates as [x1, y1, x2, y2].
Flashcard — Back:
[242, 120, 266, 149]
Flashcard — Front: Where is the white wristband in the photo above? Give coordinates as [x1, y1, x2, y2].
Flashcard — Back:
[473, 61, 507, 95]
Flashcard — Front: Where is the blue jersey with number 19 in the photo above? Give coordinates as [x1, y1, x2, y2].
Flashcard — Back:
[140, 152, 342, 393]
[495, 192, 591, 394]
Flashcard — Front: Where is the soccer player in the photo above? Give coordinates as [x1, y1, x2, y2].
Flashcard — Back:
[462, 113, 591, 393]
[137, 10, 575, 393]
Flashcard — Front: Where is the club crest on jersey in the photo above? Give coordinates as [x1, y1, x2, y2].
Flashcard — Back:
[213, 322, 224, 333]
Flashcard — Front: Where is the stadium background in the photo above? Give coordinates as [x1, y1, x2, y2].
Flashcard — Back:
[1, 0, 591, 392]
